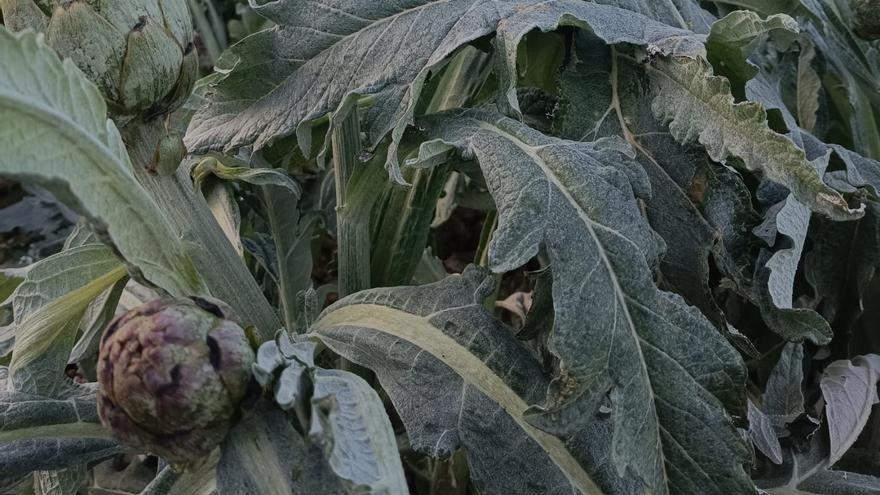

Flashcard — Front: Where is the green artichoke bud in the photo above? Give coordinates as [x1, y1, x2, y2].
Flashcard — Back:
[97, 297, 254, 464]
[149, 129, 187, 176]
[1, 0, 196, 121]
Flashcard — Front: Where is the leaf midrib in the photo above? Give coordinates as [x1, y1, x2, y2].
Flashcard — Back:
[470, 116, 672, 490]
[310, 302, 604, 495]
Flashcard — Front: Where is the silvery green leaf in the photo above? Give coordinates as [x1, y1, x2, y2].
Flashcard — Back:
[253, 339, 284, 388]
[552, 32, 729, 320]
[253, 334, 311, 410]
[820, 354, 880, 465]
[313, 266, 693, 495]
[62, 219, 100, 250]
[799, 2, 880, 159]
[492, 0, 706, 119]
[256, 160, 318, 329]
[757, 432, 880, 494]
[0, 28, 204, 297]
[649, 54, 860, 221]
[309, 368, 408, 494]
[407, 110, 750, 494]
[187, 0, 708, 181]
[217, 403, 344, 495]
[762, 342, 805, 422]
[7, 245, 126, 397]
[67, 275, 126, 365]
[0, 390, 119, 484]
[187, 0, 551, 177]
[747, 401, 783, 465]
[591, 0, 715, 33]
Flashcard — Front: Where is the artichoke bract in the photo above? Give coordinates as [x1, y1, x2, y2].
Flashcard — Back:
[1, 0, 197, 121]
[97, 297, 254, 464]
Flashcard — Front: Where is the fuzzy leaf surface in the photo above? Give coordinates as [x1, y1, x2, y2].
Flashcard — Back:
[0, 28, 203, 297]
[311, 267, 638, 495]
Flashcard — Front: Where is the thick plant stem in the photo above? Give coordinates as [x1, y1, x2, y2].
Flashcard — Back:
[123, 120, 282, 339]
[332, 106, 370, 297]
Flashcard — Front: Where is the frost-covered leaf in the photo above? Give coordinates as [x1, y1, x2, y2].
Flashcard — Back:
[591, 0, 715, 33]
[763, 342, 805, 422]
[217, 403, 345, 495]
[820, 354, 880, 465]
[493, 1, 706, 118]
[758, 432, 880, 494]
[0, 28, 204, 297]
[187, 0, 708, 181]
[253, 335, 408, 493]
[309, 369, 408, 494]
[407, 110, 750, 494]
[552, 32, 732, 320]
[0, 390, 118, 485]
[649, 55, 861, 221]
[705, 10, 798, 91]
[187, 0, 542, 175]
[311, 267, 636, 494]
[748, 400, 783, 465]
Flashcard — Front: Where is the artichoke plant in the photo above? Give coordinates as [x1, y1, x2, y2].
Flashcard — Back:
[96, 297, 254, 464]
[0, 0, 197, 123]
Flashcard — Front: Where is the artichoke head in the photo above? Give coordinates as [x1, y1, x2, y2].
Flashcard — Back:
[1, 0, 197, 121]
[97, 297, 254, 464]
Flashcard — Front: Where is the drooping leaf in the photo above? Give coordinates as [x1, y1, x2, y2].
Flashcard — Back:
[493, 0, 706, 119]
[704, 10, 798, 92]
[186, 0, 552, 179]
[407, 109, 750, 494]
[0, 28, 204, 297]
[649, 55, 861, 221]
[762, 342, 805, 422]
[191, 156, 302, 196]
[552, 32, 725, 319]
[187, 0, 711, 182]
[309, 369, 409, 493]
[755, 137, 830, 317]
[798, 0, 880, 160]
[310, 267, 637, 495]
[820, 354, 880, 465]
[795, 37, 820, 132]
[747, 400, 783, 464]
[758, 431, 880, 494]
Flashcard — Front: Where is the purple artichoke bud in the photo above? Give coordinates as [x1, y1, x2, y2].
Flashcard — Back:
[97, 297, 254, 464]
